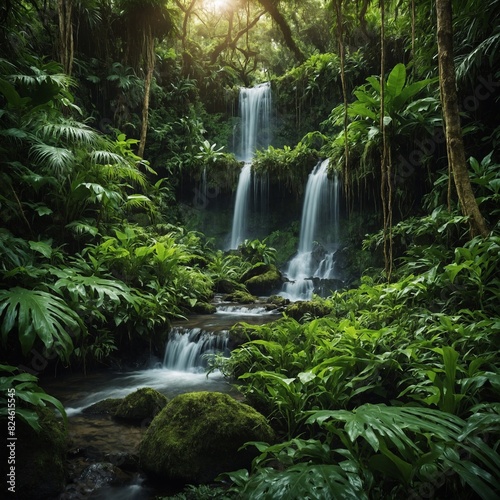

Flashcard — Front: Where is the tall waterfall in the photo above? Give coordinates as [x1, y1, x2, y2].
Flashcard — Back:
[281, 159, 341, 301]
[229, 82, 272, 249]
[163, 327, 229, 372]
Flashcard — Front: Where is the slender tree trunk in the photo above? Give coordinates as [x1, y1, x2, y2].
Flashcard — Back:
[138, 28, 155, 159]
[334, 0, 350, 200]
[435, 0, 489, 237]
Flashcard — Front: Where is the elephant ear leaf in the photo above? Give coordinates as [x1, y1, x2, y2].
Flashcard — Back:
[0, 287, 83, 360]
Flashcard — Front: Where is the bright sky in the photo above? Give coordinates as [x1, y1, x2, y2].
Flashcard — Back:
[203, 0, 230, 12]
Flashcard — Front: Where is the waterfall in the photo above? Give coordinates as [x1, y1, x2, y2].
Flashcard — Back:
[228, 82, 272, 249]
[281, 159, 341, 301]
[229, 163, 252, 249]
[238, 82, 272, 162]
[163, 327, 229, 372]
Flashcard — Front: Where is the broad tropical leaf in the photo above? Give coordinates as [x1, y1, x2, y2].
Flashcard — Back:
[0, 287, 82, 359]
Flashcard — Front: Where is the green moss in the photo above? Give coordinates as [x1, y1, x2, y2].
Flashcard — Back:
[285, 299, 333, 319]
[83, 398, 122, 415]
[191, 301, 217, 314]
[114, 387, 168, 424]
[244, 265, 282, 295]
[224, 290, 256, 304]
[266, 294, 290, 308]
[139, 391, 274, 484]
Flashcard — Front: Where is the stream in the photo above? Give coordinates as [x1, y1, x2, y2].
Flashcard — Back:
[43, 297, 281, 499]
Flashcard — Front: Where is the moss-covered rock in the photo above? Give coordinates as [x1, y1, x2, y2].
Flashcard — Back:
[285, 299, 333, 319]
[191, 301, 217, 314]
[240, 262, 272, 283]
[266, 294, 290, 309]
[139, 391, 274, 484]
[114, 388, 168, 424]
[244, 265, 282, 296]
[223, 290, 256, 304]
[83, 398, 122, 416]
[3, 406, 68, 499]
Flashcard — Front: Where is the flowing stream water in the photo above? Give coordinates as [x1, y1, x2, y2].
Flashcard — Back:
[280, 159, 341, 301]
[43, 300, 280, 498]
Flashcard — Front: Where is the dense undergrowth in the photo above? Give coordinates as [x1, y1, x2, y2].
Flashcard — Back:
[201, 219, 500, 499]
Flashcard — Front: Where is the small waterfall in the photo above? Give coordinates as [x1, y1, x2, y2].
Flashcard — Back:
[229, 82, 272, 249]
[163, 327, 229, 372]
[281, 159, 341, 301]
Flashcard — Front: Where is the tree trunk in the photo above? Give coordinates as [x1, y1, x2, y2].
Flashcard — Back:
[138, 27, 155, 159]
[435, 0, 489, 237]
[58, 0, 73, 75]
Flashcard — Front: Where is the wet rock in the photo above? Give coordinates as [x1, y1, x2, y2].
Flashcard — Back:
[224, 289, 257, 304]
[83, 398, 122, 416]
[139, 391, 274, 484]
[114, 387, 168, 424]
[191, 301, 217, 314]
[244, 265, 283, 295]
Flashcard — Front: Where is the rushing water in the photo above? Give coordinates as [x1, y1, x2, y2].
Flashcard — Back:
[229, 82, 272, 249]
[281, 159, 341, 301]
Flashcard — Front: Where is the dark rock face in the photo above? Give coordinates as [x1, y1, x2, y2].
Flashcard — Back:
[139, 391, 274, 484]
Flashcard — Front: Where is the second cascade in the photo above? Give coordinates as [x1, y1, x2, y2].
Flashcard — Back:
[280, 159, 342, 301]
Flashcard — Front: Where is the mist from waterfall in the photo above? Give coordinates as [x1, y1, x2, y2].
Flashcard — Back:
[229, 82, 272, 249]
[281, 159, 341, 301]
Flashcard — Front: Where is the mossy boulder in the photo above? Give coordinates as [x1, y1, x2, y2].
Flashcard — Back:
[3, 406, 68, 499]
[244, 265, 282, 295]
[240, 262, 272, 282]
[114, 387, 168, 424]
[224, 289, 256, 304]
[285, 299, 333, 319]
[139, 391, 274, 484]
[83, 398, 122, 416]
[266, 294, 290, 309]
[191, 301, 217, 314]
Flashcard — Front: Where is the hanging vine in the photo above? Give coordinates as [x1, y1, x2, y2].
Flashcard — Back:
[333, 0, 350, 204]
[380, 0, 393, 279]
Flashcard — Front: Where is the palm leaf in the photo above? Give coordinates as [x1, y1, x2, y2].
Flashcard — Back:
[40, 120, 99, 145]
[29, 143, 74, 176]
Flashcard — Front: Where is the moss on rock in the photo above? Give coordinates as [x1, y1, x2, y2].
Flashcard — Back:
[114, 387, 168, 424]
[244, 265, 282, 296]
[285, 299, 333, 319]
[224, 290, 256, 304]
[191, 301, 217, 314]
[83, 398, 122, 416]
[139, 391, 274, 484]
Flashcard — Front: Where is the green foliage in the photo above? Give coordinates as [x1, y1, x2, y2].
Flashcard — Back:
[0, 364, 67, 432]
[238, 238, 277, 266]
[252, 142, 319, 198]
[217, 216, 500, 498]
[323, 63, 440, 190]
[0, 287, 83, 361]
